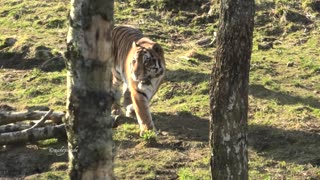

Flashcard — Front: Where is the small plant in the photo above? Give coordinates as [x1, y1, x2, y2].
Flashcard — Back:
[38, 138, 58, 146]
[141, 130, 157, 142]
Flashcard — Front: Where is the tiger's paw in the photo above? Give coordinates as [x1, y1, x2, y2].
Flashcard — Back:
[111, 104, 123, 116]
[139, 124, 157, 137]
[125, 104, 136, 118]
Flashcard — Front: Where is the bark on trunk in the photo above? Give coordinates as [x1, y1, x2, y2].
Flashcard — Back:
[65, 0, 114, 179]
[210, 0, 254, 179]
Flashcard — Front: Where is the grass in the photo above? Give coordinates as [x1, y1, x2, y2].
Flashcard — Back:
[178, 167, 210, 180]
[25, 171, 68, 180]
[141, 130, 157, 142]
[0, 68, 66, 110]
[0, 0, 320, 179]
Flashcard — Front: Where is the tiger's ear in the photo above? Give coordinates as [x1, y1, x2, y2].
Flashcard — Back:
[152, 43, 163, 54]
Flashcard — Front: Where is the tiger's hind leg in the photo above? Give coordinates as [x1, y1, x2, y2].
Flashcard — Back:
[111, 70, 123, 115]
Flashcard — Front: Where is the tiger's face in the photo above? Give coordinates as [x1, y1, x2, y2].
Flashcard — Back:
[130, 43, 164, 85]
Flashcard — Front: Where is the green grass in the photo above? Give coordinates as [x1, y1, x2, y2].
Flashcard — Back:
[38, 138, 59, 147]
[178, 167, 210, 180]
[0, 68, 66, 110]
[25, 171, 68, 180]
[141, 130, 157, 142]
[0, 0, 320, 179]
[177, 156, 211, 180]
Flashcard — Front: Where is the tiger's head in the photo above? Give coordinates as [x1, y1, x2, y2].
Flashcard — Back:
[130, 42, 165, 85]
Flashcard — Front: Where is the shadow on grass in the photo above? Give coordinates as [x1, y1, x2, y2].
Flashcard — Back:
[113, 112, 209, 150]
[154, 111, 209, 142]
[0, 50, 42, 70]
[249, 124, 320, 166]
[0, 140, 68, 178]
[131, 0, 208, 13]
[0, 48, 65, 71]
[250, 84, 320, 109]
[154, 111, 320, 166]
[255, 1, 275, 11]
[138, 111, 210, 152]
[166, 69, 209, 84]
[2, 110, 319, 178]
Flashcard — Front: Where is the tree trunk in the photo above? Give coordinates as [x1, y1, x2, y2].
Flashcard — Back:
[209, 0, 254, 179]
[65, 0, 114, 179]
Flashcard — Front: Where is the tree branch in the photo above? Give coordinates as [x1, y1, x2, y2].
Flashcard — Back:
[22, 110, 54, 132]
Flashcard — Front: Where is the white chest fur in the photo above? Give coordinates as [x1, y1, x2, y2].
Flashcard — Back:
[137, 76, 163, 100]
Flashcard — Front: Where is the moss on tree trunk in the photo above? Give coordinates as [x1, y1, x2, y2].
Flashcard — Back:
[210, 0, 254, 179]
[65, 0, 114, 179]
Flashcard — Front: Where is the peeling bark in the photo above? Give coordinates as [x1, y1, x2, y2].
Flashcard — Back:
[65, 0, 114, 179]
[210, 0, 254, 179]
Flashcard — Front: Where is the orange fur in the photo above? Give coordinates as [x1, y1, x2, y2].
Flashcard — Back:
[112, 26, 165, 135]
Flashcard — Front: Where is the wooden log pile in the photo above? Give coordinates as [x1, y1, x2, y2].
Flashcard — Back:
[0, 109, 132, 145]
[0, 110, 66, 145]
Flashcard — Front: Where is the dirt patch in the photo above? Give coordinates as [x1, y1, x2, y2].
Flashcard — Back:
[0, 142, 67, 178]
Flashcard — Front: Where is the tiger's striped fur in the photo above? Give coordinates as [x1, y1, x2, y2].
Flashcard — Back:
[111, 25, 166, 136]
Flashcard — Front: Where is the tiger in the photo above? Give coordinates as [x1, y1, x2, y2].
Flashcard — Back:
[111, 25, 166, 136]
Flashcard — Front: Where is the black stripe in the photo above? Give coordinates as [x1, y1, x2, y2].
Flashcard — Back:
[137, 90, 148, 99]
[115, 75, 122, 81]
[157, 59, 161, 69]
[154, 68, 164, 78]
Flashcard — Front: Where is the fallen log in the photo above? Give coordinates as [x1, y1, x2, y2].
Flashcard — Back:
[0, 124, 66, 145]
[0, 124, 30, 133]
[0, 110, 64, 126]
[0, 121, 64, 133]
[0, 114, 134, 145]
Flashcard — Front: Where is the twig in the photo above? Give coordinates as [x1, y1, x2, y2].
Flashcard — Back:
[22, 109, 53, 132]
[40, 56, 58, 69]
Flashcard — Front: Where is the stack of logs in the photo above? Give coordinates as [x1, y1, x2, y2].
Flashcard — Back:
[0, 110, 66, 145]
[0, 110, 130, 145]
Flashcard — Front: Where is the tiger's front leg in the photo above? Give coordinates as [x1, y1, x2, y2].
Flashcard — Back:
[130, 90, 155, 136]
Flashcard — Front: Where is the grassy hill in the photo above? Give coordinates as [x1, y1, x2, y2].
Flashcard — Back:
[0, 0, 319, 179]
